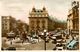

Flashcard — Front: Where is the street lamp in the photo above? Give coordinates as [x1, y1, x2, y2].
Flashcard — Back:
[46, 32, 49, 36]
[41, 32, 44, 35]
[44, 29, 47, 50]
[44, 30, 47, 32]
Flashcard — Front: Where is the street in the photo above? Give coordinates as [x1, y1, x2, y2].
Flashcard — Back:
[2, 28, 79, 50]
[2, 37, 56, 50]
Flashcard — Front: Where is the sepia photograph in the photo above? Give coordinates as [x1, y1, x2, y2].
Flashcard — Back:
[0, 0, 79, 51]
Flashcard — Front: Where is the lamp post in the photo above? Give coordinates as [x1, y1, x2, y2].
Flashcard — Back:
[44, 29, 47, 50]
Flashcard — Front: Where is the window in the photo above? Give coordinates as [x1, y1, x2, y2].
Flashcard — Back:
[5, 27, 7, 29]
[38, 11, 39, 12]
[32, 15, 34, 17]
[7, 17, 10, 19]
[42, 15, 44, 17]
[31, 20, 34, 23]
[69, 45, 71, 47]
[5, 24, 7, 26]
[35, 15, 37, 17]
[42, 20, 45, 23]
[42, 25, 45, 29]
[37, 20, 40, 23]
[46, 14, 48, 17]
[2, 26, 4, 29]
[39, 15, 41, 17]
[2, 24, 4, 26]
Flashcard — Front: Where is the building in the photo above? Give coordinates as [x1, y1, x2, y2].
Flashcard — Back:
[28, 7, 55, 34]
[2, 16, 17, 37]
[2, 16, 29, 37]
[67, 1, 79, 32]
[67, 1, 79, 39]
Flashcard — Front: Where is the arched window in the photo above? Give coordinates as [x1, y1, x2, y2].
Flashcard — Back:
[31, 20, 34, 24]
[31, 26, 34, 30]
[31, 20, 35, 28]
[42, 20, 45, 23]
[37, 20, 40, 24]
[42, 15, 45, 17]
[42, 20, 45, 29]
[36, 20, 40, 30]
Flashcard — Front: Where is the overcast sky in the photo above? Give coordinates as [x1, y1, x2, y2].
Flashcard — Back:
[0, 0, 80, 24]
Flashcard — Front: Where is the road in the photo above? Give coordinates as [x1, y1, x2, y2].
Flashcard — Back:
[2, 37, 56, 50]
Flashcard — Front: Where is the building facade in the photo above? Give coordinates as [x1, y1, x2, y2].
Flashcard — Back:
[67, 1, 79, 30]
[67, 1, 79, 38]
[2, 16, 29, 37]
[28, 7, 55, 34]
[2, 16, 16, 37]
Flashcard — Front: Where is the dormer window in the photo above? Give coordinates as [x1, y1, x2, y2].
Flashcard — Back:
[43, 7, 46, 11]
[38, 11, 39, 12]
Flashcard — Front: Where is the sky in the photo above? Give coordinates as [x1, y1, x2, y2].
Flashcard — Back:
[0, 0, 80, 24]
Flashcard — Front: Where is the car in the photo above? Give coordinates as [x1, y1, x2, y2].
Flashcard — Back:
[1, 47, 4, 50]
[67, 40, 78, 50]
[51, 36, 56, 40]
[12, 38, 23, 43]
[53, 47, 56, 50]
[52, 40, 56, 44]
[62, 43, 66, 46]
[33, 36, 38, 39]
[46, 38, 50, 43]
[56, 47, 63, 50]
[31, 40, 36, 44]
[56, 43, 63, 47]
[31, 41, 36, 44]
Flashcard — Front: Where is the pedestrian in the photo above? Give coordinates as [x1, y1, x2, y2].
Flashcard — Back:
[1, 47, 4, 50]
[10, 41, 12, 45]
[22, 31, 27, 43]
[21, 40, 24, 44]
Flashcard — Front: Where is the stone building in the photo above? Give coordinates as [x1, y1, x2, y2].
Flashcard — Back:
[28, 7, 55, 34]
[2, 16, 16, 37]
[67, 1, 79, 30]
[2, 16, 29, 37]
[67, 1, 79, 38]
